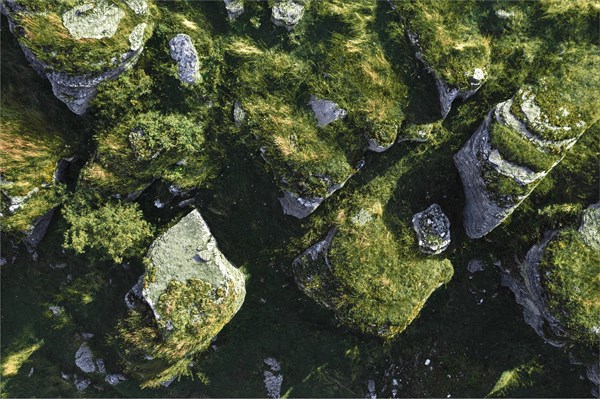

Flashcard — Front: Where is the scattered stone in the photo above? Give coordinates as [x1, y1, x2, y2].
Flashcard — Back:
[351, 209, 373, 226]
[28, 367, 34, 377]
[129, 23, 147, 51]
[105, 373, 127, 386]
[233, 101, 247, 126]
[75, 343, 97, 373]
[169, 34, 201, 84]
[160, 376, 177, 387]
[48, 305, 64, 316]
[467, 259, 484, 273]
[496, 9, 515, 19]
[308, 96, 347, 127]
[154, 198, 166, 209]
[271, 0, 305, 30]
[81, 332, 94, 341]
[0, 257, 6, 266]
[412, 204, 451, 254]
[279, 191, 324, 219]
[264, 357, 281, 372]
[366, 379, 376, 399]
[224, 0, 244, 20]
[424, 359, 431, 366]
[74, 376, 91, 392]
[95, 358, 106, 374]
[62, 0, 125, 40]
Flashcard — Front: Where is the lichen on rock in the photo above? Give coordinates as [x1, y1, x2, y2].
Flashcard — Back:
[271, 0, 306, 30]
[62, 1, 125, 40]
[412, 204, 451, 255]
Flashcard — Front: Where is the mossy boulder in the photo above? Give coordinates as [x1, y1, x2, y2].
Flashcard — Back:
[118, 209, 245, 387]
[1, 0, 155, 114]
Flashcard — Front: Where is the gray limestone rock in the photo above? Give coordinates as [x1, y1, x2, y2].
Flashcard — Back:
[579, 202, 600, 251]
[271, 0, 305, 30]
[62, 1, 125, 40]
[308, 96, 347, 128]
[412, 204, 451, 255]
[169, 34, 201, 84]
[223, 0, 244, 20]
[75, 343, 97, 374]
[499, 230, 567, 347]
[105, 373, 127, 386]
[140, 209, 245, 323]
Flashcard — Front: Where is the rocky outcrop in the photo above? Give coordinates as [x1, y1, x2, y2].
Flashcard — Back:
[1, 0, 152, 115]
[308, 96, 347, 128]
[169, 34, 201, 84]
[140, 209, 245, 330]
[279, 177, 347, 219]
[454, 90, 584, 239]
[499, 230, 567, 347]
[271, 0, 306, 30]
[223, 0, 244, 20]
[407, 30, 485, 118]
[412, 204, 451, 255]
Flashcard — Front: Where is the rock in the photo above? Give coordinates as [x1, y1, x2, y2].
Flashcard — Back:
[453, 91, 584, 239]
[279, 191, 324, 219]
[81, 332, 95, 341]
[95, 358, 106, 374]
[74, 376, 91, 392]
[124, 276, 143, 309]
[1, 1, 152, 115]
[62, 1, 125, 40]
[233, 101, 247, 126]
[467, 259, 484, 273]
[579, 202, 600, 251]
[412, 204, 451, 254]
[271, 0, 306, 30]
[75, 343, 97, 373]
[264, 357, 283, 398]
[139, 210, 246, 336]
[28, 367, 34, 377]
[223, 0, 244, 20]
[160, 376, 177, 388]
[124, 0, 148, 15]
[129, 23, 147, 52]
[308, 96, 347, 127]
[48, 305, 64, 316]
[105, 373, 127, 386]
[500, 230, 567, 347]
[24, 209, 55, 252]
[169, 34, 201, 84]
[366, 379, 376, 399]
[407, 30, 485, 118]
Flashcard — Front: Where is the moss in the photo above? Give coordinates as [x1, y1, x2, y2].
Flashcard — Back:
[489, 119, 558, 173]
[540, 229, 600, 346]
[399, 1, 491, 90]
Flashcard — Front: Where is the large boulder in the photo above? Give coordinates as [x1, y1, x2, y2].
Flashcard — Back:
[412, 204, 451, 255]
[141, 209, 245, 323]
[0, 0, 154, 114]
[169, 34, 201, 84]
[455, 89, 590, 239]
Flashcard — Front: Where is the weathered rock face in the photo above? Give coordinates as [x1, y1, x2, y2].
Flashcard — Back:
[500, 231, 567, 347]
[140, 209, 245, 332]
[271, 0, 306, 30]
[223, 0, 244, 20]
[407, 30, 486, 118]
[0, 0, 153, 115]
[169, 34, 201, 84]
[278, 178, 347, 219]
[308, 96, 347, 128]
[411, 204, 451, 255]
[454, 89, 585, 239]
[579, 202, 600, 251]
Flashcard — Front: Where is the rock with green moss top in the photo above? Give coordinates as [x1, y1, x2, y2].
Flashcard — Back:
[223, 0, 244, 20]
[0, 0, 154, 114]
[141, 209, 245, 323]
[455, 76, 596, 239]
[412, 204, 451, 255]
[271, 0, 306, 30]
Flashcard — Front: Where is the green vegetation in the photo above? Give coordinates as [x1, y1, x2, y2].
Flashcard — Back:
[62, 196, 153, 263]
[398, 1, 491, 90]
[540, 229, 600, 346]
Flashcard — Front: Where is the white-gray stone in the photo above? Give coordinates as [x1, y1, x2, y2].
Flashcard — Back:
[308, 96, 347, 127]
[74, 376, 91, 391]
[129, 23, 147, 51]
[233, 101, 247, 126]
[579, 202, 600, 251]
[224, 0, 244, 20]
[75, 343, 97, 373]
[412, 204, 451, 254]
[105, 373, 127, 386]
[467, 259, 484, 273]
[62, 1, 125, 40]
[271, 0, 305, 30]
[169, 34, 201, 84]
[124, 0, 148, 15]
